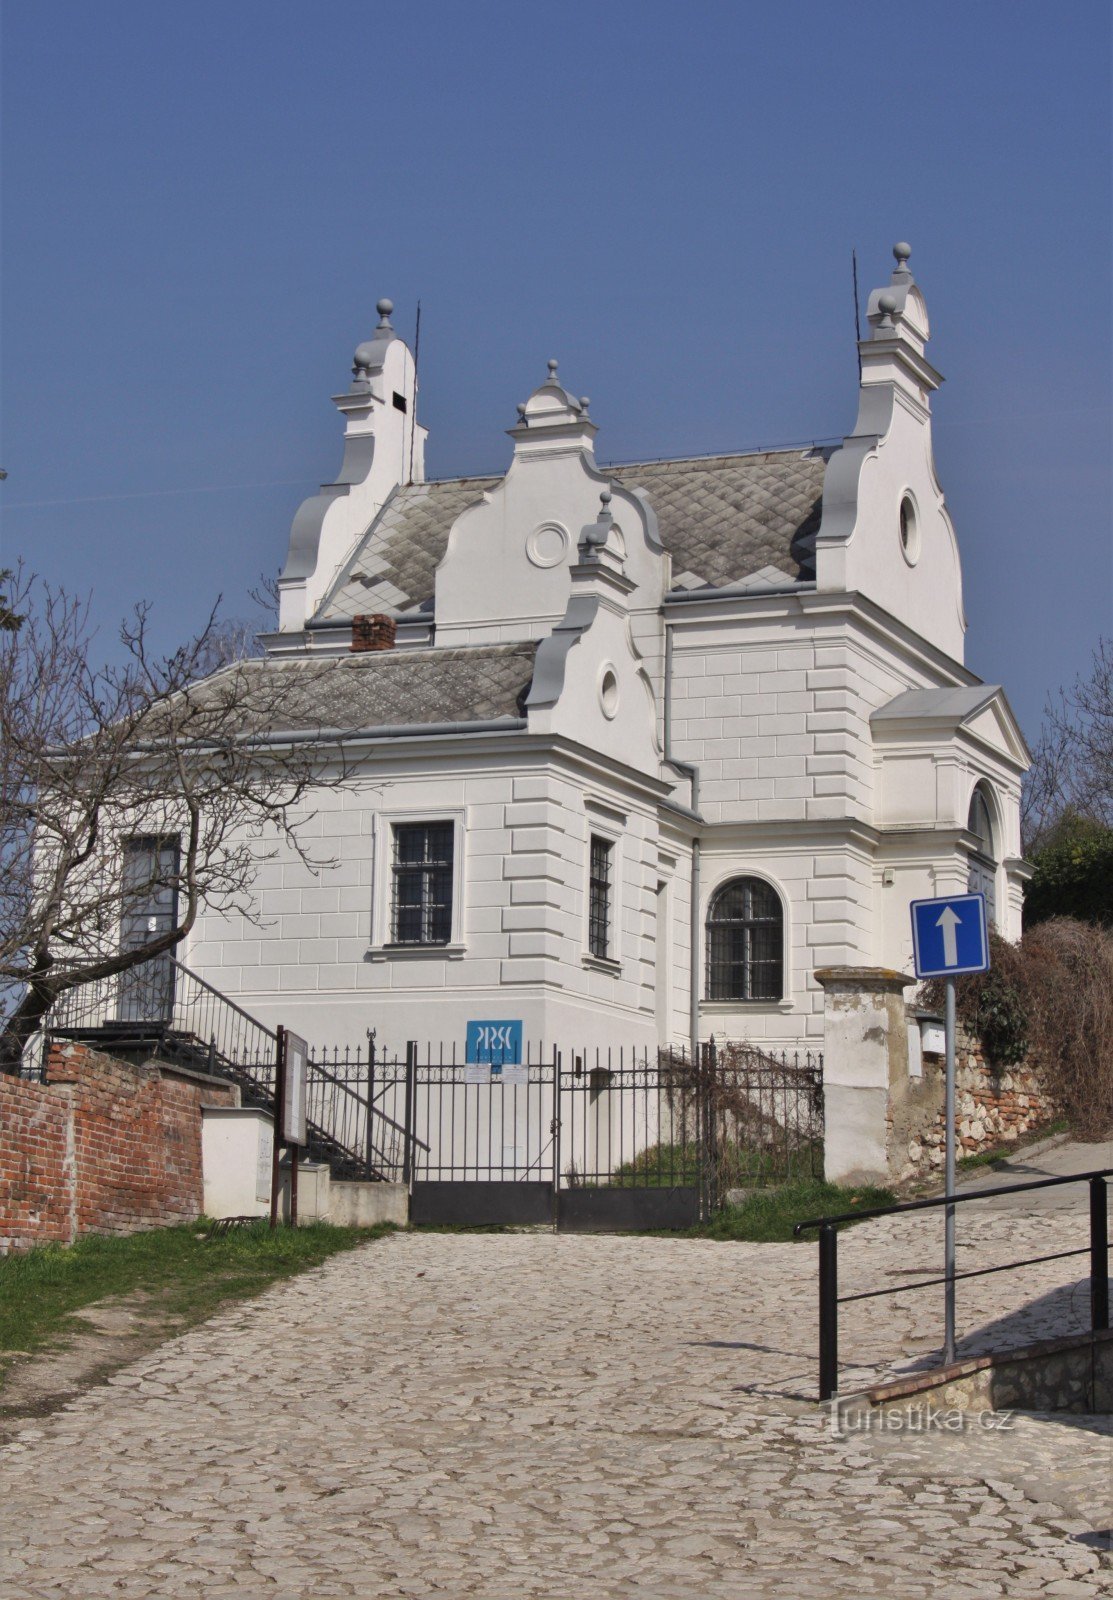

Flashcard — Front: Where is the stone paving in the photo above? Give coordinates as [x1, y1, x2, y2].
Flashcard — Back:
[2, 1200, 1112, 1598]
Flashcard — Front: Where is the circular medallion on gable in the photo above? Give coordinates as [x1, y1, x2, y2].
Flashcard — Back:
[526, 521, 569, 569]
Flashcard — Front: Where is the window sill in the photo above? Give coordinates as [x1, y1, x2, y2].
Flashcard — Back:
[582, 953, 623, 975]
[699, 998, 795, 1013]
[365, 942, 467, 962]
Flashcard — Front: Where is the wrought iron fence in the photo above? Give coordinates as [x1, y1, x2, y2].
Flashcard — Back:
[33, 969, 824, 1210]
[705, 1040, 825, 1193]
[300, 1037, 824, 1209]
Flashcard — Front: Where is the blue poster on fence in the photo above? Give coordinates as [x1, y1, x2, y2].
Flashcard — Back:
[465, 1020, 523, 1068]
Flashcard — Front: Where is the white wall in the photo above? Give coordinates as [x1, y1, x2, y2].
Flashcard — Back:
[183, 747, 666, 1061]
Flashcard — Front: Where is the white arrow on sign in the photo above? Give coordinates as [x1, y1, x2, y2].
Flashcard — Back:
[936, 905, 961, 967]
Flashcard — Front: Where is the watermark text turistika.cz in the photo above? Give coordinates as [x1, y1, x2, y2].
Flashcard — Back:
[830, 1402, 1015, 1436]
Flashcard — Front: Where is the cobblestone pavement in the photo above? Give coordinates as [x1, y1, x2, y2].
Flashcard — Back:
[2, 1205, 1112, 1598]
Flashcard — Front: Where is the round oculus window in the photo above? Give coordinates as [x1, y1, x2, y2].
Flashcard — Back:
[599, 666, 619, 720]
[899, 494, 921, 565]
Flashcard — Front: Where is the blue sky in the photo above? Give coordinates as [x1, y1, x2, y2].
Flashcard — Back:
[1, 0, 1109, 738]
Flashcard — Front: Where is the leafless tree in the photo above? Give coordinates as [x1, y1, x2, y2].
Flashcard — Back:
[0, 566, 341, 1072]
[1022, 637, 1113, 849]
[184, 572, 281, 680]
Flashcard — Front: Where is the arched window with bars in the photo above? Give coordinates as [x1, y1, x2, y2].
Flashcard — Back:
[705, 876, 784, 1001]
[967, 784, 998, 926]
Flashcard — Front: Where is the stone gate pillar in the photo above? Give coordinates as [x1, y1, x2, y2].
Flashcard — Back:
[815, 967, 915, 1186]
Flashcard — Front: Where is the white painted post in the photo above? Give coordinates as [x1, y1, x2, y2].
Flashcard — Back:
[815, 967, 915, 1187]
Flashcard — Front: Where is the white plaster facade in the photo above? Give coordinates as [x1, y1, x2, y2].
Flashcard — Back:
[182, 247, 1029, 1061]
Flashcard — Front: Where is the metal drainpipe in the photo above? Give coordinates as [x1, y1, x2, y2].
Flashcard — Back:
[664, 623, 701, 1067]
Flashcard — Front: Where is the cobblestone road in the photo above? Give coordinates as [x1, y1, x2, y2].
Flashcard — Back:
[2, 1204, 1111, 1598]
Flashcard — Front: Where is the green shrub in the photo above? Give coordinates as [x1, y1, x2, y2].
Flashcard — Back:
[925, 918, 1113, 1140]
[1025, 819, 1113, 928]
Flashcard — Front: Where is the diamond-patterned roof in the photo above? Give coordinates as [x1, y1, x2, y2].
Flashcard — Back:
[314, 447, 827, 621]
[188, 644, 536, 735]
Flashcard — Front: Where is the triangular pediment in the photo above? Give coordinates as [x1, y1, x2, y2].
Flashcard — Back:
[871, 684, 1030, 768]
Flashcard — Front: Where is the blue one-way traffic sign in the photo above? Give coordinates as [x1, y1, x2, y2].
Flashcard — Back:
[910, 893, 990, 979]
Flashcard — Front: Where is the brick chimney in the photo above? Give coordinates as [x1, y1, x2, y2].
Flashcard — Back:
[351, 613, 397, 653]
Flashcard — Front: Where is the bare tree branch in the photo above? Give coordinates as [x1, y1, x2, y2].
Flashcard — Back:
[0, 566, 346, 1071]
[1022, 637, 1112, 850]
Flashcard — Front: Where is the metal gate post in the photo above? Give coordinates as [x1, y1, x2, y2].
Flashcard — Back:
[699, 1039, 719, 1220]
[402, 1041, 417, 1188]
[1091, 1175, 1109, 1333]
[818, 1221, 839, 1402]
[365, 1035, 377, 1181]
[551, 1049, 561, 1232]
[269, 1025, 286, 1231]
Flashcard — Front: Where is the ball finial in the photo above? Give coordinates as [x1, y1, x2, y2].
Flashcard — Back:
[580, 395, 591, 413]
[600, 489, 612, 511]
[547, 358, 559, 379]
[893, 242, 912, 266]
[878, 291, 899, 315]
[377, 297, 394, 318]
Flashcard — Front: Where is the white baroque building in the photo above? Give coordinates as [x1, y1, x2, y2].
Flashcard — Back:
[182, 246, 1029, 1061]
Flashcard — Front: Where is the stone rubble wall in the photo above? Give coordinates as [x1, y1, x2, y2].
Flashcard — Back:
[0, 1041, 237, 1253]
[891, 1031, 1056, 1186]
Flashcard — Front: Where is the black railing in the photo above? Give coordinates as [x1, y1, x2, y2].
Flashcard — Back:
[39, 957, 277, 1083]
[703, 1040, 824, 1194]
[795, 1168, 1112, 1401]
[308, 1041, 430, 1182]
[305, 1038, 823, 1222]
[39, 961, 427, 1183]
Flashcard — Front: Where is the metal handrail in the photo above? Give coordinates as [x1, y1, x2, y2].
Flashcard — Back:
[308, 1052, 430, 1153]
[168, 957, 277, 1041]
[795, 1167, 1113, 1231]
[794, 1167, 1111, 1401]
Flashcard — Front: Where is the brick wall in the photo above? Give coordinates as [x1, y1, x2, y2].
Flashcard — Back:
[0, 1075, 74, 1251]
[0, 1042, 237, 1253]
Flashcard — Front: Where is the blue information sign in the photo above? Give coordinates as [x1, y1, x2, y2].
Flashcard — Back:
[465, 1020, 523, 1067]
[910, 893, 990, 979]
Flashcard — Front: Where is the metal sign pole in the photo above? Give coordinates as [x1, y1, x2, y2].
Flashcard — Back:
[910, 892, 988, 1370]
[944, 976, 957, 1365]
[269, 1024, 286, 1231]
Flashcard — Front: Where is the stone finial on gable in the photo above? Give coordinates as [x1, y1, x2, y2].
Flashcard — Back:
[276, 297, 427, 635]
[508, 359, 598, 456]
[813, 243, 966, 662]
[577, 489, 627, 577]
[862, 242, 934, 377]
[350, 298, 397, 389]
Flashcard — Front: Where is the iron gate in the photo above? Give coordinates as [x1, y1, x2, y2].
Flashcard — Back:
[555, 1048, 705, 1231]
[308, 1040, 822, 1230]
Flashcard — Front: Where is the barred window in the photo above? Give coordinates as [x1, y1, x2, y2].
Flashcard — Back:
[588, 835, 613, 959]
[705, 877, 783, 1001]
[391, 822, 454, 945]
[967, 784, 997, 926]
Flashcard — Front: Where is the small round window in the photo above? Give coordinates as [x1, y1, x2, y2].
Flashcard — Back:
[599, 667, 619, 720]
[899, 494, 921, 565]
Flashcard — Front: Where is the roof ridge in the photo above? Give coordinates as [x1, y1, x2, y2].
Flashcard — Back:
[605, 443, 835, 471]
[335, 640, 537, 665]
[417, 442, 835, 488]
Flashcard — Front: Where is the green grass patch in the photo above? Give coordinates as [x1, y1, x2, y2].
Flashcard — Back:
[607, 1140, 822, 1189]
[0, 1220, 392, 1365]
[688, 1179, 896, 1244]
